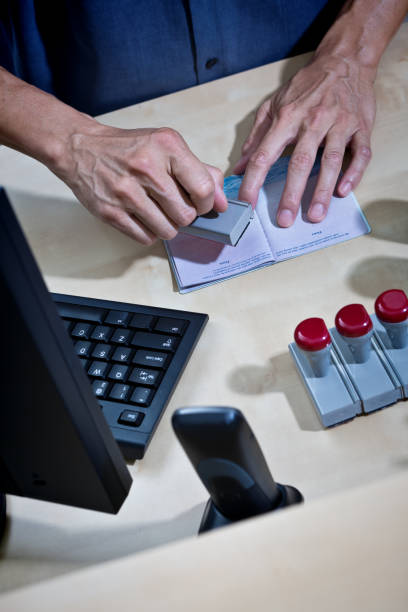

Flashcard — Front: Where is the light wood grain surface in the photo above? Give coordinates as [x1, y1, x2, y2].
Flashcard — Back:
[0, 21, 407, 609]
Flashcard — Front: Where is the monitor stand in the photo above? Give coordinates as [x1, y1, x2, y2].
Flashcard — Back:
[0, 493, 6, 542]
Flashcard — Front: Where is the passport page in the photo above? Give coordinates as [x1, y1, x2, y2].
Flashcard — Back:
[165, 156, 370, 293]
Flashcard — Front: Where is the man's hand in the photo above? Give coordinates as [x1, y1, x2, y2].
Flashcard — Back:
[233, 0, 408, 227]
[57, 125, 227, 245]
[233, 54, 376, 227]
[0, 67, 227, 246]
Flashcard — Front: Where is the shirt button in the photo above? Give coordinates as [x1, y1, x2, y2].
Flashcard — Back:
[205, 57, 218, 69]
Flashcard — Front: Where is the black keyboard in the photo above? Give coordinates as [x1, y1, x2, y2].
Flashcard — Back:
[53, 294, 208, 460]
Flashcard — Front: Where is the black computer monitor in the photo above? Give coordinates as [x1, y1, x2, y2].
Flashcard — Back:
[0, 187, 132, 538]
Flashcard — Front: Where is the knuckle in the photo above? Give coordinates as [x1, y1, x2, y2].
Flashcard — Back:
[322, 148, 343, 167]
[309, 106, 328, 127]
[276, 102, 296, 125]
[281, 194, 299, 211]
[255, 102, 268, 121]
[131, 153, 154, 176]
[113, 176, 133, 200]
[290, 151, 313, 172]
[191, 177, 214, 202]
[313, 188, 331, 204]
[177, 207, 197, 227]
[99, 205, 120, 224]
[249, 148, 270, 168]
[211, 166, 224, 183]
[358, 145, 372, 161]
[277, 103, 295, 122]
[154, 127, 182, 149]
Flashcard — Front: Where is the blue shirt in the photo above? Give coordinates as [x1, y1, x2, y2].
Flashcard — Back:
[1, 1, 344, 116]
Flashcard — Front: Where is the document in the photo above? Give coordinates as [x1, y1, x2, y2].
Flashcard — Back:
[165, 156, 371, 293]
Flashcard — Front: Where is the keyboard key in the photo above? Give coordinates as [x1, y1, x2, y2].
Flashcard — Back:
[91, 325, 112, 342]
[112, 347, 133, 363]
[92, 380, 110, 398]
[129, 313, 155, 330]
[105, 310, 130, 326]
[55, 302, 105, 323]
[75, 340, 93, 358]
[131, 332, 179, 352]
[92, 343, 112, 360]
[72, 322, 94, 340]
[128, 367, 161, 387]
[154, 317, 187, 336]
[130, 387, 153, 406]
[88, 361, 109, 378]
[133, 349, 170, 369]
[118, 410, 144, 427]
[108, 364, 129, 381]
[109, 384, 131, 401]
[111, 328, 132, 345]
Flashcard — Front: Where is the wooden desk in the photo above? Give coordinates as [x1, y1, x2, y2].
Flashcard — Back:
[0, 22, 407, 610]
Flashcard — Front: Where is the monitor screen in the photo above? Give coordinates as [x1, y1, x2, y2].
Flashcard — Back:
[0, 187, 132, 530]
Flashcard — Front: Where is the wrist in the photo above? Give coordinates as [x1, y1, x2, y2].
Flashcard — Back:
[313, 0, 408, 79]
[48, 112, 105, 179]
[314, 23, 380, 83]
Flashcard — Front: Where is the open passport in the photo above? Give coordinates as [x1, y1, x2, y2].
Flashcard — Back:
[165, 156, 370, 293]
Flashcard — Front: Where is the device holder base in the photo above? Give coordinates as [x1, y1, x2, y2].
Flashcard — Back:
[0, 493, 6, 543]
[198, 483, 303, 534]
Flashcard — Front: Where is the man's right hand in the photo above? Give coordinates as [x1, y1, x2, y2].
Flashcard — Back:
[56, 124, 228, 245]
[0, 67, 227, 246]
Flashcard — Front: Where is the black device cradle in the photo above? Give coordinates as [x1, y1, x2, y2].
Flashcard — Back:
[172, 406, 303, 534]
[199, 483, 303, 533]
[0, 493, 6, 546]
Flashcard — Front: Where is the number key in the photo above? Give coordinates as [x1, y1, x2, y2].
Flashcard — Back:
[109, 384, 131, 401]
[92, 380, 110, 398]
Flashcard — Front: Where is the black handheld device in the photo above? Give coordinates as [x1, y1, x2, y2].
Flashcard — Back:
[172, 406, 303, 533]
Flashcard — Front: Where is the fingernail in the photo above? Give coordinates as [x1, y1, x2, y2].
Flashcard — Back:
[277, 208, 294, 227]
[340, 181, 351, 196]
[309, 203, 325, 221]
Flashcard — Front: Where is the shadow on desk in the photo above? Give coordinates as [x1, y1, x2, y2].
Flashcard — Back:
[0, 503, 205, 594]
[347, 255, 408, 299]
[227, 352, 322, 432]
[8, 189, 167, 280]
[363, 198, 408, 245]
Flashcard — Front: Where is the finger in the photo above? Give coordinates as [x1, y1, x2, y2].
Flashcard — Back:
[276, 136, 321, 227]
[116, 179, 179, 240]
[100, 206, 157, 246]
[232, 103, 273, 175]
[336, 131, 372, 197]
[170, 153, 217, 216]
[205, 164, 228, 212]
[147, 180, 197, 227]
[238, 125, 292, 208]
[307, 132, 346, 223]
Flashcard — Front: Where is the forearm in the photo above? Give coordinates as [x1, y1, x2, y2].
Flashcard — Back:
[315, 0, 408, 75]
[0, 66, 97, 174]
